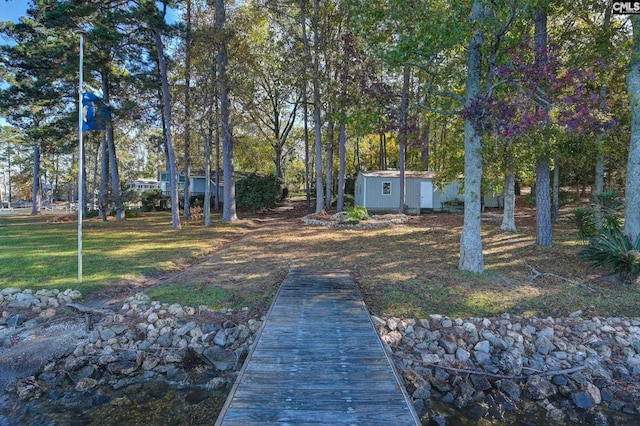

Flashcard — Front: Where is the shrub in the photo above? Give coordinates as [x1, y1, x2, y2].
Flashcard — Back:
[593, 190, 623, 231]
[235, 173, 281, 213]
[346, 206, 369, 221]
[580, 227, 640, 283]
[141, 189, 165, 212]
[85, 209, 100, 219]
[568, 208, 596, 240]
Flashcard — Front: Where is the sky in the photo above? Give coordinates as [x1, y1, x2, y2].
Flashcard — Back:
[0, 0, 31, 23]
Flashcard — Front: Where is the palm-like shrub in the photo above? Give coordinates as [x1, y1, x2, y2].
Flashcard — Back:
[568, 207, 596, 240]
[580, 227, 640, 283]
[593, 190, 623, 231]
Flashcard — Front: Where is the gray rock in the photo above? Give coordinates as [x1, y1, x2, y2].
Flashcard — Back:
[482, 330, 508, 350]
[202, 346, 237, 371]
[499, 347, 523, 376]
[412, 382, 431, 399]
[535, 335, 555, 355]
[108, 360, 138, 375]
[470, 374, 491, 391]
[214, 330, 228, 347]
[111, 324, 129, 335]
[176, 321, 197, 337]
[7, 314, 27, 327]
[572, 389, 597, 410]
[156, 333, 172, 347]
[100, 328, 117, 341]
[526, 375, 556, 400]
[456, 347, 471, 363]
[75, 377, 98, 392]
[439, 338, 458, 354]
[474, 340, 491, 353]
[474, 350, 493, 366]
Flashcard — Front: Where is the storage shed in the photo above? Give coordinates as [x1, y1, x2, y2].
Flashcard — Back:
[354, 170, 462, 214]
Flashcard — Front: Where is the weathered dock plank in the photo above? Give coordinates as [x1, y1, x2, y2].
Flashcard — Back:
[216, 269, 420, 426]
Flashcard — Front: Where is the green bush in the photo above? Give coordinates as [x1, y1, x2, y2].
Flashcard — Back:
[346, 206, 369, 221]
[141, 189, 165, 212]
[593, 190, 623, 231]
[568, 208, 596, 240]
[86, 209, 100, 219]
[236, 173, 281, 213]
[580, 227, 640, 284]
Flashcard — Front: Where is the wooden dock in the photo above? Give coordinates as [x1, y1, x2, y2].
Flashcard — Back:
[216, 269, 420, 426]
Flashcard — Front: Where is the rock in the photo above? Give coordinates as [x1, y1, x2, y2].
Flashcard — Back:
[474, 340, 491, 353]
[474, 350, 493, 366]
[211, 329, 227, 347]
[572, 389, 598, 410]
[535, 336, 555, 355]
[439, 338, 458, 354]
[421, 353, 440, 364]
[176, 321, 197, 337]
[456, 347, 471, 363]
[7, 313, 27, 327]
[202, 346, 237, 371]
[482, 330, 508, 350]
[156, 333, 172, 347]
[75, 377, 98, 392]
[526, 376, 556, 400]
[0, 287, 21, 296]
[100, 328, 116, 341]
[499, 347, 523, 376]
[470, 374, 492, 391]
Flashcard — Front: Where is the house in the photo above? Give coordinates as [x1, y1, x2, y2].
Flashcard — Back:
[158, 171, 223, 199]
[354, 170, 463, 214]
[127, 178, 159, 193]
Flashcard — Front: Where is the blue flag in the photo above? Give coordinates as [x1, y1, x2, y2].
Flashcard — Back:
[82, 92, 109, 131]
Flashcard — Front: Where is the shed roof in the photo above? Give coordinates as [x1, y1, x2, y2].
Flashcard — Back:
[360, 170, 438, 179]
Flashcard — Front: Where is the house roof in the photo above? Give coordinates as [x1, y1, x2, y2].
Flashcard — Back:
[360, 170, 438, 179]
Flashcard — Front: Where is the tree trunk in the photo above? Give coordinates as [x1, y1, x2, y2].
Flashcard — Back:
[102, 76, 125, 221]
[99, 134, 108, 221]
[31, 141, 41, 215]
[337, 114, 347, 212]
[459, 0, 485, 273]
[325, 117, 333, 210]
[552, 157, 560, 222]
[183, 0, 192, 220]
[202, 121, 212, 227]
[625, 15, 640, 243]
[398, 66, 410, 214]
[217, 0, 237, 222]
[595, 8, 611, 230]
[534, 4, 552, 246]
[312, 0, 324, 214]
[500, 169, 517, 232]
[421, 119, 430, 170]
[153, 29, 181, 229]
[536, 158, 553, 246]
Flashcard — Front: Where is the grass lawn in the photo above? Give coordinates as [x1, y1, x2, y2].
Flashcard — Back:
[0, 212, 252, 296]
[1, 200, 639, 319]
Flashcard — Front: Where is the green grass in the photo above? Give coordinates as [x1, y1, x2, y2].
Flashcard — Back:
[0, 212, 247, 297]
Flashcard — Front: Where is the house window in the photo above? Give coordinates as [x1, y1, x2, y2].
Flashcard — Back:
[382, 181, 391, 195]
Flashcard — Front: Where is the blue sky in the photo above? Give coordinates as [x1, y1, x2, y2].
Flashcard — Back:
[0, 0, 31, 23]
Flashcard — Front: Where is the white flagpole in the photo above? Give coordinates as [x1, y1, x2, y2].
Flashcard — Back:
[78, 33, 84, 283]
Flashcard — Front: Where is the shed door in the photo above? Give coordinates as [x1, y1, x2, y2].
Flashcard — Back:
[420, 181, 433, 208]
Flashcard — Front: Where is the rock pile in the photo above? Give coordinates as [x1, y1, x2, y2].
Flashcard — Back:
[1, 288, 262, 404]
[302, 212, 409, 228]
[376, 313, 640, 424]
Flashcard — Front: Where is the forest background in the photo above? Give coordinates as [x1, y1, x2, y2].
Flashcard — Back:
[1, 0, 639, 276]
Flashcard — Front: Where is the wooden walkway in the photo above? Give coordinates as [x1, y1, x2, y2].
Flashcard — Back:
[216, 269, 420, 426]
